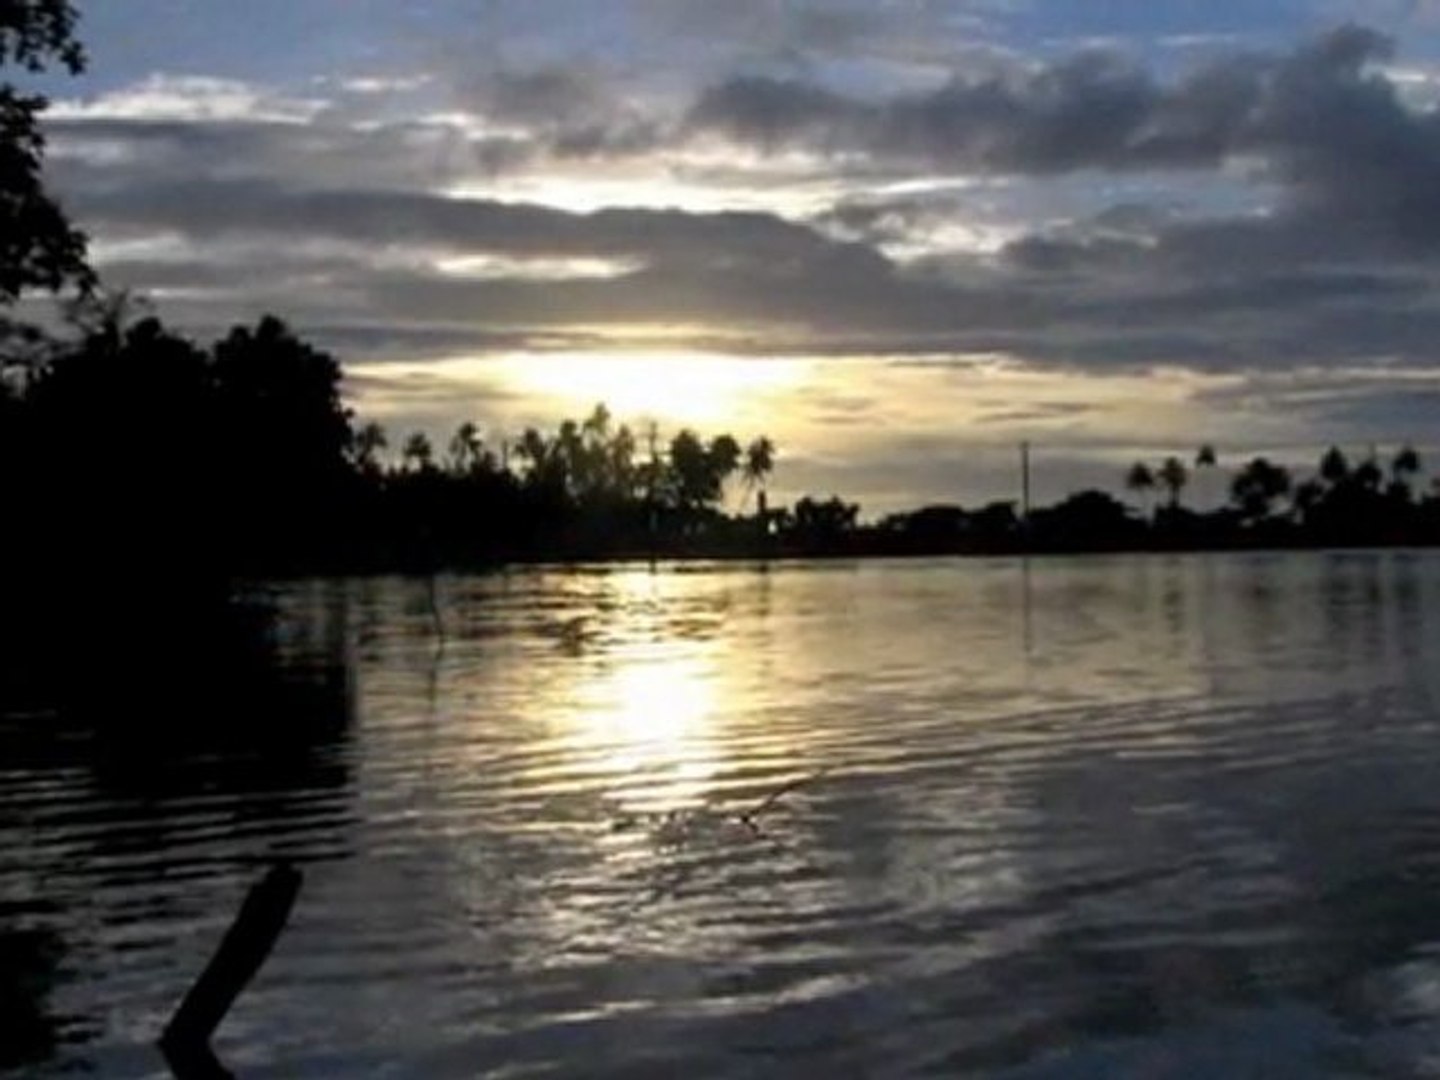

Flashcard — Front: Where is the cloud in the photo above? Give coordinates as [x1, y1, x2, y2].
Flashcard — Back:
[38, 5, 1440, 509]
[66, 179, 886, 277]
[476, 68, 608, 127]
[461, 65, 668, 159]
[58, 173, 1440, 378]
[48, 74, 326, 124]
[49, 114, 531, 194]
[685, 20, 1440, 249]
[687, 47, 1257, 173]
[39, 25, 1440, 417]
[1193, 366, 1440, 437]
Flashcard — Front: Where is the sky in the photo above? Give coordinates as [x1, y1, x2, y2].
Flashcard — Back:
[30, 0, 1440, 512]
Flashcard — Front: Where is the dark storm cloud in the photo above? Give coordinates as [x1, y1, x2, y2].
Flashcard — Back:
[49, 115, 536, 190]
[686, 26, 1392, 176]
[66, 174, 1440, 373]
[68, 179, 887, 278]
[474, 68, 610, 127]
[301, 325, 596, 364]
[464, 66, 667, 159]
[687, 20, 1440, 254]
[50, 24, 1440, 383]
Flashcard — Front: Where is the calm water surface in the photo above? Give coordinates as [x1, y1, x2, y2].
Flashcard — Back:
[7, 553, 1440, 1077]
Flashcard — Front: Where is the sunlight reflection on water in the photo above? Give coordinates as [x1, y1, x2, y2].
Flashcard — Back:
[6, 553, 1440, 1077]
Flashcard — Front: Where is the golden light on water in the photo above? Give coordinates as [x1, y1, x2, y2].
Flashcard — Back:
[583, 652, 720, 806]
[543, 571, 734, 813]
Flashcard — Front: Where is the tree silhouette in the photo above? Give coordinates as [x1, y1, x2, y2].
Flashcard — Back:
[604, 422, 637, 502]
[554, 418, 583, 495]
[1293, 477, 1325, 522]
[1194, 444, 1218, 509]
[514, 427, 562, 494]
[446, 421, 484, 476]
[741, 435, 775, 514]
[1353, 455, 1383, 493]
[1125, 461, 1156, 514]
[0, 1, 93, 309]
[1230, 457, 1291, 522]
[208, 317, 354, 569]
[402, 432, 434, 473]
[29, 309, 210, 512]
[576, 403, 638, 503]
[1157, 456, 1189, 508]
[1319, 446, 1350, 487]
[791, 495, 859, 543]
[668, 429, 741, 512]
[352, 421, 387, 476]
[61, 287, 150, 345]
[710, 434, 742, 490]
[1031, 489, 1141, 550]
[13, 269, 1440, 578]
[668, 429, 709, 511]
[1392, 445, 1422, 491]
[212, 316, 351, 481]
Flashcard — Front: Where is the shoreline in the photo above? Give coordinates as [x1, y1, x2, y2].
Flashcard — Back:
[241, 537, 1440, 581]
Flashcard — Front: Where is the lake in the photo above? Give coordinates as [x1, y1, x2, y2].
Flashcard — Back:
[6, 552, 1440, 1077]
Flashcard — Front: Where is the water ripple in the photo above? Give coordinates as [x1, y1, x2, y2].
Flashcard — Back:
[6, 553, 1440, 1076]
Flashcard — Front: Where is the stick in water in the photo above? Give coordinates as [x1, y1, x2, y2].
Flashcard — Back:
[160, 862, 303, 1054]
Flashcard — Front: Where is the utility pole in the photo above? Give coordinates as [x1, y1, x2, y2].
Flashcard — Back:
[646, 421, 660, 562]
[1020, 440, 1032, 522]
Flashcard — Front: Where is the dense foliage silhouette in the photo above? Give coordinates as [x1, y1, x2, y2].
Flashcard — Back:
[8, 300, 1440, 593]
[3, 0, 1440, 590]
[0, 2, 92, 326]
[4, 304, 797, 581]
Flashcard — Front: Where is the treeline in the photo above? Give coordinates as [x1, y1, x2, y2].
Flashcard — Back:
[2, 304, 800, 583]
[353, 403, 785, 566]
[867, 444, 1440, 556]
[8, 304, 1440, 588]
[1119, 444, 1440, 549]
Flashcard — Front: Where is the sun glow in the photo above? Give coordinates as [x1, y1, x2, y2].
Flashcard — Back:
[594, 655, 714, 761]
[497, 351, 810, 425]
[562, 643, 725, 813]
[524, 571, 736, 813]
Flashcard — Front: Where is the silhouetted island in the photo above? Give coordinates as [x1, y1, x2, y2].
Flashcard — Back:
[4, 2, 1438, 616]
[6, 301, 1440, 603]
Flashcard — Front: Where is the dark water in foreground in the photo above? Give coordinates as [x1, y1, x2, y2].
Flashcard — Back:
[6, 552, 1440, 1077]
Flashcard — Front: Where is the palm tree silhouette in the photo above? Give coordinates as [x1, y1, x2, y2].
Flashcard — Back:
[1319, 446, 1350, 487]
[1392, 444, 1422, 494]
[1125, 461, 1156, 517]
[1354, 455, 1383, 492]
[1230, 457, 1291, 522]
[1157, 456, 1189, 509]
[446, 421, 483, 476]
[401, 432, 434, 473]
[1195, 444, 1218, 510]
[352, 421, 387, 476]
[741, 435, 776, 518]
[1293, 477, 1325, 522]
[514, 427, 556, 489]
